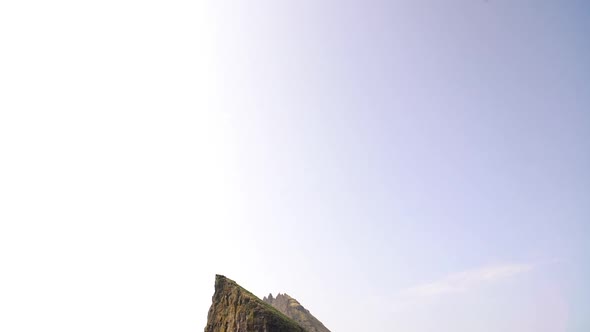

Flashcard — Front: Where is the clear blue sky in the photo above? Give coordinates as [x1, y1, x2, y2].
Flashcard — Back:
[1, 1, 588, 332]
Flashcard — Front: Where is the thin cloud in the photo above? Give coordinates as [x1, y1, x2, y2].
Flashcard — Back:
[402, 263, 533, 298]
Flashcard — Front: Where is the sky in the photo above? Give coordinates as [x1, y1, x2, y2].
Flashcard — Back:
[1, 1, 589, 332]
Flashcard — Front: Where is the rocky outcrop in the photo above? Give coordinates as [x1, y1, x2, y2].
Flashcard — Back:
[263, 293, 331, 332]
[204, 275, 307, 332]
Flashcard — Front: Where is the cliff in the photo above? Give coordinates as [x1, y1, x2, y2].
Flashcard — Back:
[204, 275, 307, 332]
[263, 293, 331, 332]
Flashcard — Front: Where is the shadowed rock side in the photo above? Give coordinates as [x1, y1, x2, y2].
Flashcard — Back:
[263, 293, 331, 332]
[204, 275, 307, 332]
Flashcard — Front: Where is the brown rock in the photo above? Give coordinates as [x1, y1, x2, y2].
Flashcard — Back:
[263, 293, 331, 332]
[204, 275, 307, 332]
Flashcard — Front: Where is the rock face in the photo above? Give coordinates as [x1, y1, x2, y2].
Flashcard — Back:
[263, 293, 331, 332]
[204, 275, 307, 332]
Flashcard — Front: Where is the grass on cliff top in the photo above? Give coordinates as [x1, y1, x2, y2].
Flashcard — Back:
[215, 275, 307, 331]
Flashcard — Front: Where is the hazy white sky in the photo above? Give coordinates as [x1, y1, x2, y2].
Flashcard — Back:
[1, 1, 589, 332]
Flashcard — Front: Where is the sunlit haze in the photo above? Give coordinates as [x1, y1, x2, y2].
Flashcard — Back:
[1, 1, 589, 332]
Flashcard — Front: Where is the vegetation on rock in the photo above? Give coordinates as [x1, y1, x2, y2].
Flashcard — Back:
[204, 275, 307, 332]
[263, 293, 331, 332]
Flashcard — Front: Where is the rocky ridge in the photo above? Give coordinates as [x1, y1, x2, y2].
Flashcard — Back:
[263, 293, 331, 332]
[204, 275, 306, 332]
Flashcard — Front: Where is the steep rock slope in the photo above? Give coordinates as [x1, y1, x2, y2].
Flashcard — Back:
[263, 293, 331, 332]
[204, 275, 307, 332]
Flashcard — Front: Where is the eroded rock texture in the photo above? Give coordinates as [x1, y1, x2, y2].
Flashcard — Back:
[263, 293, 331, 332]
[204, 275, 307, 332]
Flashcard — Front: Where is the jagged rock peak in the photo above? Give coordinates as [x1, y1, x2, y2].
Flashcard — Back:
[264, 292, 331, 332]
[263, 293, 274, 303]
[204, 275, 306, 332]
